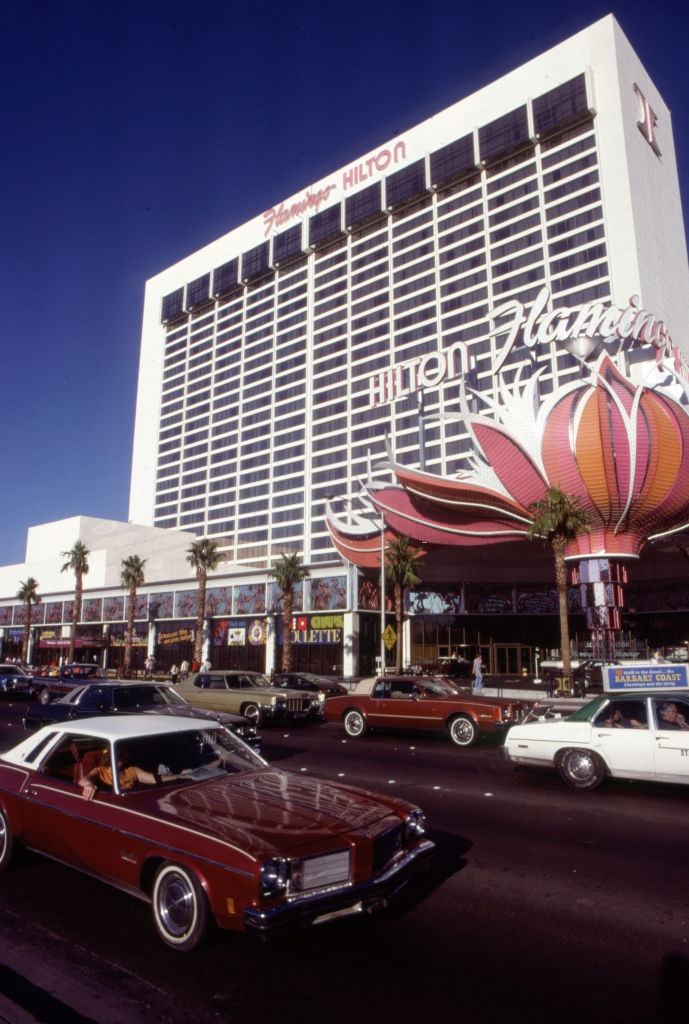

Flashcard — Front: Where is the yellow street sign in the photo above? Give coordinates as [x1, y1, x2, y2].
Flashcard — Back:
[382, 624, 397, 650]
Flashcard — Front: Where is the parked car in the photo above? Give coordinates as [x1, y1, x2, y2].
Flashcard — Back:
[23, 681, 261, 749]
[0, 664, 37, 699]
[504, 691, 689, 790]
[273, 672, 348, 697]
[437, 656, 472, 679]
[0, 716, 434, 949]
[323, 675, 532, 747]
[539, 659, 615, 696]
[175, 670, 324, 724]
[35, 663, 105, 705]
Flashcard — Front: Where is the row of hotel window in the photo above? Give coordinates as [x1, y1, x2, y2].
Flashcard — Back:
[159, 75, 591, 322]
[159, 124, 605, 401]
[161, 178, 604, 387]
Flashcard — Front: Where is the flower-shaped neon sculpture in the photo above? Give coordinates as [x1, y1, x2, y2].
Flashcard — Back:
[327, 354, 689, 565]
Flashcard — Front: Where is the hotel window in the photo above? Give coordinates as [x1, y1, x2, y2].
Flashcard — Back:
[161, 288, 184, 324]
[546, 206, 602, 239]
[345, 182, 383, 230]
[430, 134, 475, 189]
[479, 106, 529, 166]
[273, 224, 303, 265]
[545, 188, 602, 221]
[185, 274, 210, 311]
[212, 259, 239, 297]
[385, 159, 428, 209]
[241, 243, 270, 282]
[541, 133, 595, 170]
[533, 74, 590, 139]
[309, 204, 344, 248]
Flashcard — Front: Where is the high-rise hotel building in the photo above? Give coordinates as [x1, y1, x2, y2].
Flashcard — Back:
[129, 14, 689, 574]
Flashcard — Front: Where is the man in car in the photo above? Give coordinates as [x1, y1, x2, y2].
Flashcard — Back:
[657, 702, 689, 730]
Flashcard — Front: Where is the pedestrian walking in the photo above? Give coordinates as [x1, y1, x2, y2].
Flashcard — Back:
[180, 659, 190, 681]
[201, 658, 211, 672]
[472, 652, 484, 693]
[170, 663, 179, 684]
[144, 655, 154, 680]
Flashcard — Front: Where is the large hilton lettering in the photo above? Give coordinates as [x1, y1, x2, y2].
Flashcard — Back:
[369, 341, 471, 407]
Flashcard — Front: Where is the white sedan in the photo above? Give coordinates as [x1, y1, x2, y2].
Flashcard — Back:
[504, 691, 689, 790]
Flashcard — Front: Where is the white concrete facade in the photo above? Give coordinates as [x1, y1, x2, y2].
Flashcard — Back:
[128, 15, 689, 577]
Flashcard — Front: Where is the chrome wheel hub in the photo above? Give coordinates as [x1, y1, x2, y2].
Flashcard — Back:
[158, 873, 194, 937]
[568, 752, 594, 781]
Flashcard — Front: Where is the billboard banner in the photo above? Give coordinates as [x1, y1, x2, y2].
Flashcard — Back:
[604, 664, 689, 691]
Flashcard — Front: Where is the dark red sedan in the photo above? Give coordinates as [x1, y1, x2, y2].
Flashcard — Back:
[323, 675, 531, 746]
[0, 716, 434, 950]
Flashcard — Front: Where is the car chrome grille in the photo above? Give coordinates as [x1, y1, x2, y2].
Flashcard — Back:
[291, 850, 351, 893]
[372, 823, 404, 873]
[286, 697, 311, 713]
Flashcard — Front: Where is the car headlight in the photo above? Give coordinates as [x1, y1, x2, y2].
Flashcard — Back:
[405, 809, 426, 839]
[260, 857, 290, 897]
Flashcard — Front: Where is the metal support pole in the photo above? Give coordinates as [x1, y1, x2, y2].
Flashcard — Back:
[380, 523, 386, 675]
[417, 391, 426, 471]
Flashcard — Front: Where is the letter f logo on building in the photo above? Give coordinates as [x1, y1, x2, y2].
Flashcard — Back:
[633, 83, 661, 157]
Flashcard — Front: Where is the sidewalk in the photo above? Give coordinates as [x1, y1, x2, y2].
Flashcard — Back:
[459, 674, 591, 709]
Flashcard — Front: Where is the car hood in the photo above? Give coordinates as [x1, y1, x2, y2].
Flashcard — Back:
[148, 769, 407, 858]
[507, 720, 590, 741]
[143, 706, 247, 726]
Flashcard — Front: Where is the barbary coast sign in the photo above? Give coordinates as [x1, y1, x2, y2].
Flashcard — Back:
[367, 286, 685, 407]
[262, 141, 407, 238]
[604, 664, 689, 691]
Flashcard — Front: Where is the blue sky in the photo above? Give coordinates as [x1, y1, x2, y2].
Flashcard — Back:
[2, 0, 687, 568]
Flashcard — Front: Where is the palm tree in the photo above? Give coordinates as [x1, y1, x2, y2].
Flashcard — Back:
[270, 553, 310, 672]
[16, 577, 40, 664]
[61, 541, 90, 663]
[187, 539, 221, 666]
[120, 555, 147, 679]
[527, 487, 590, 679]
[384, 535, 422, 673]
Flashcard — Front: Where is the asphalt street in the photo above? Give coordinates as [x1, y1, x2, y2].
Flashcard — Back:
[0, 700, 687, 1024]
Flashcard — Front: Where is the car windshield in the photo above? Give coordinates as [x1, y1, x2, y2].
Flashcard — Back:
[115, 728, 263, 783]
[242, 674, 271, 688]
[59, 687, 88, 705]
[423, 677, 462, 695]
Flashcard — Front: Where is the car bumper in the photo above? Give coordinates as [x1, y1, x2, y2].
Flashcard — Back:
[243, 838, 435, 935]
[271, 706, 324, 721]
[503, 745, 550, 767]
[0, 682, 37, 698]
